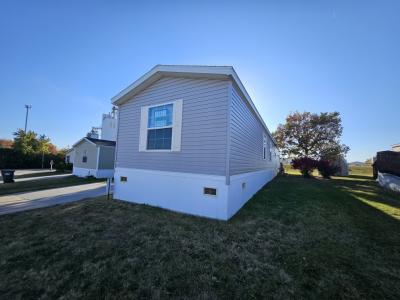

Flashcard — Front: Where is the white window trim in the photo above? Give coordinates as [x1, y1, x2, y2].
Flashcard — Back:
[139, 99, 183, 152]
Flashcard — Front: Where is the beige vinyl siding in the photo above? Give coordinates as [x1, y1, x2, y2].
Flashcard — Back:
[73, 140, 98, 169]
[116, 76, 229, 176]
[229, 85, 278, 175]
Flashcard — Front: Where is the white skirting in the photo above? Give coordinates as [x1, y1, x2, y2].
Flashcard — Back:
[113, 167, 277, 220]
[73, 167, 114, 179]
[227, 169, 277, 219]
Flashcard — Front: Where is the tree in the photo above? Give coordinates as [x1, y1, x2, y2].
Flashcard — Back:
[13, 129, 39, 155]
[38, 134, 51, 155]
[291, 157, 318, 178]
[38, 135, 51, 168]
[273, 111, 349, 160]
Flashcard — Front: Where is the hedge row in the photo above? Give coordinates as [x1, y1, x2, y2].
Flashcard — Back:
[0, 148, 71, 170]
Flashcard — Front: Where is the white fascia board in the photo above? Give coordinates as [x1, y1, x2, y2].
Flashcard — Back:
[111, 65, 277, 145]
[72, 137, 97, 148]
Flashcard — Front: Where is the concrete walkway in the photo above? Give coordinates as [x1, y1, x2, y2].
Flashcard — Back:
[14, 173, 73, 182]
[0, 182, 108, 216]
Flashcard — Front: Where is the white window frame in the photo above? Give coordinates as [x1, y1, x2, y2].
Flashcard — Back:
[147, 102, 173, 151]
[139, 99, 183, 152]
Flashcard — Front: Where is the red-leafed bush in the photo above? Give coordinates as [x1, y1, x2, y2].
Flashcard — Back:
[317, 160, 339, 179]
[291, 157, 318, 177]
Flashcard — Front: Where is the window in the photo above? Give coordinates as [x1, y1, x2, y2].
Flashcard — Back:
[147, 104, 173, 150]
[120, 176, 127, 182]
[263, 135, 267, 160]
[82, 150, 87, 163]
[139, 100, 183, 152]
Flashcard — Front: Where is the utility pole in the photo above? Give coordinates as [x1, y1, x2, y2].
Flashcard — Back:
[24, 104, 32, 133]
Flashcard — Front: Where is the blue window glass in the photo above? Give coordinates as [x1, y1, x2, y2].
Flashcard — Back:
[148, 104, 173, 128]
[147, 128, 172, 150]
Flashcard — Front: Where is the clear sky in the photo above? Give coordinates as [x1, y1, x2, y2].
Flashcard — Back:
[0, 0, 399, 162]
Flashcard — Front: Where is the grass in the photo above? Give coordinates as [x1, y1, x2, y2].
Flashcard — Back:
[0, 176, 104, 196]
[284, 163, 373, 178]
[348, 164, 373, 177]
[0, 173, 399, 299]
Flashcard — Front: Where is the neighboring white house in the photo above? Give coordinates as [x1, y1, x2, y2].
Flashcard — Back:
[111, 65, 280, 220]
[71, 137, 116, 178]
[68, 109, 118, 178]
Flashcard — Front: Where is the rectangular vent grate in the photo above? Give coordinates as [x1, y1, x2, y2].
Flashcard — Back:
[204, 187, 217, 196]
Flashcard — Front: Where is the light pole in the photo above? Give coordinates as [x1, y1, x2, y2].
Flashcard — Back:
[24, 104, 32, 133]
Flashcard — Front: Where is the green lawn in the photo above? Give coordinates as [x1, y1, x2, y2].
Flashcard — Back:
[0, 176, 104, 195]
[0, 173, 399, 298]
[348, 164, 373, 177]
[284, 163, 373, 178]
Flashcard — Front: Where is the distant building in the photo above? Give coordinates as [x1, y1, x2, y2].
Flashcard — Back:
[68, 109, 118, 178]
[71, 137, 116, 178]
[101, 110, 118, 141]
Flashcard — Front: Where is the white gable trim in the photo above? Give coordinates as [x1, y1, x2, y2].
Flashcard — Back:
[72, 137, 97, 148]
[111, 65, 276, 145]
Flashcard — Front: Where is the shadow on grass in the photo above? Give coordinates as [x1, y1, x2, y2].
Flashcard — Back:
[332, 176, 400, 212]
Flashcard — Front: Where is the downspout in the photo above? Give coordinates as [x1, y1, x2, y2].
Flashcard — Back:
[225, 81, 232, 185]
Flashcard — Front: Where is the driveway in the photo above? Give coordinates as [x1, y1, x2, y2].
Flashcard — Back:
[0, 182, 108, 215]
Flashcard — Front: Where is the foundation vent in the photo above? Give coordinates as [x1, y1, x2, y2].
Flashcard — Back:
[203, 187, 217, 196]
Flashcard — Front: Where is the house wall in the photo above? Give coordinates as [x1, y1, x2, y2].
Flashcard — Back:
[229, 84, 279, 175]
[116, 76, 230, 176]
[98, 146, 115, 169]
[73, 140, 98, 169]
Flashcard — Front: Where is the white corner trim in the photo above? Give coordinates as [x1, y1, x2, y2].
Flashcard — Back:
[225, 81, 232, 185]
[139, 105, 148, 151]
[96, 146, 100, 169]
[171, 99, 183, 152]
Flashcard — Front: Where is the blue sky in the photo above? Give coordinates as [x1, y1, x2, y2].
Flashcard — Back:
[0, 0, 399, 162]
